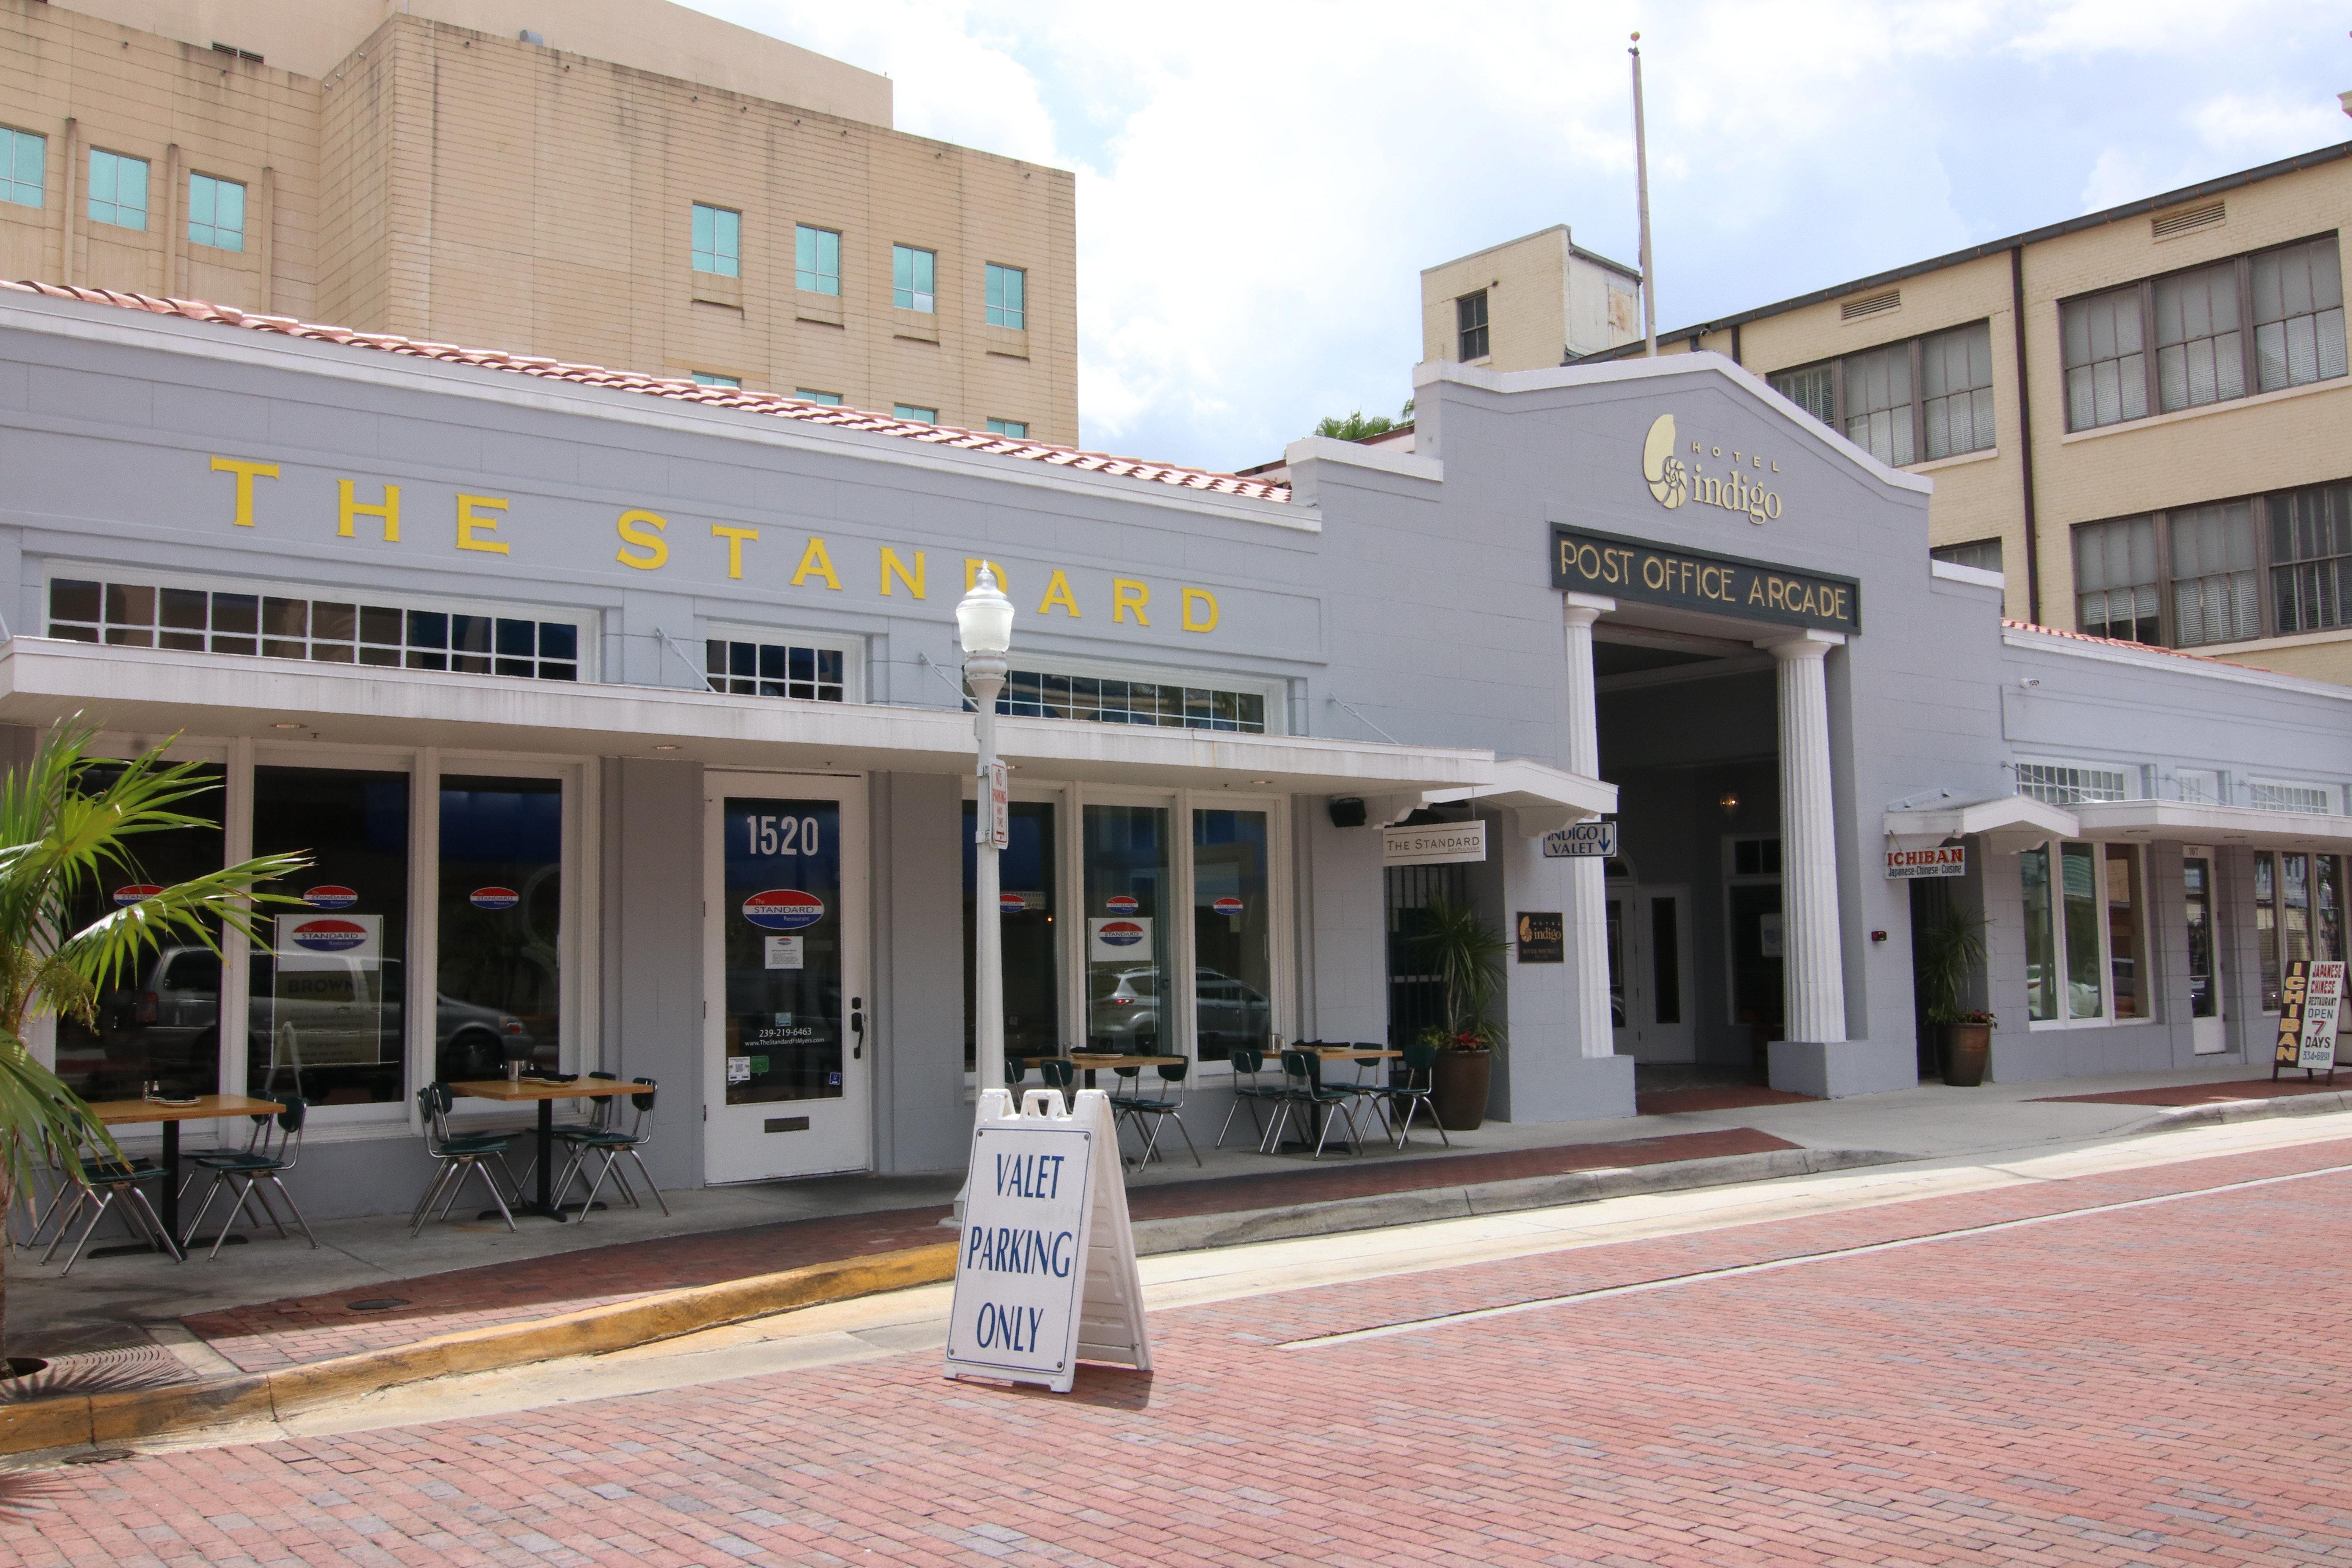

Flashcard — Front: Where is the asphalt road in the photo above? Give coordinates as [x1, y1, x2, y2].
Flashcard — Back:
[7, 1116, 2352, 1566]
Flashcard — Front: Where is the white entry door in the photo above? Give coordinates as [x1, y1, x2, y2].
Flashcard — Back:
[2183, 849, 2227, 1055]
[1606, 883, 1696, 1062]
[704, 773, 871, 1182]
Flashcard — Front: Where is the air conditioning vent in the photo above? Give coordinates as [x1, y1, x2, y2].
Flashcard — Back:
[2151, 200, 2225, 240]
[1840, 289, 1900, 322]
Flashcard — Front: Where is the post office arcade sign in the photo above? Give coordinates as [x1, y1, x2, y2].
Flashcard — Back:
[1550, 524, 1861, 637]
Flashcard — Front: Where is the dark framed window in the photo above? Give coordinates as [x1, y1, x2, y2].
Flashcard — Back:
[1768, 319, 1994, 466]
[983, 669, 1266, 733]
[2072, 478, 2352, 648]
[2061, 232, 2346, 432]
[1931, 538, 2003, 575]
[1456, 290, 1489, 361]
[705, 638, 846, 701]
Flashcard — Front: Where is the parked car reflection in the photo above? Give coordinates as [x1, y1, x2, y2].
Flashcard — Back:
[1086, 965, 1269, 1058]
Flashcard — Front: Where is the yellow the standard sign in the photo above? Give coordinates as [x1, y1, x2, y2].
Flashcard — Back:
[1551, 524, 1860, 635]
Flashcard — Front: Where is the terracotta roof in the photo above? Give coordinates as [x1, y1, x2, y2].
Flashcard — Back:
[2003, 618, 2272, 672]
[1, 280, 1292, 504]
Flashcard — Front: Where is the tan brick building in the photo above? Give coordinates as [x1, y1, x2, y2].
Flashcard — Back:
[1419, 225, 1643, 373]
[0, 0, 1077, 442]
[1554, 142, 2352, 686]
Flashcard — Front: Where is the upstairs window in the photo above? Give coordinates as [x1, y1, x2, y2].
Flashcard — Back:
[2062, 286, 2148, 430]
[2154, 260, 2244, 411]
[1456, 290, 1489, 361]
[1768, 362, 1834, 425]
[795, 225, 840, 294]
[1770, 320, 1995, 465]
[893, 245, 935, 312]
[1841, 341, 1914, 466]
[2016, 762, 2131, 806]
[985, 418, 1027, 438]
[1931, 538, 2003, 575]
[86, 149, 147, 231]
[2272, 480, 2352, 635]
[705, 639, 846, 702]
[795, 389, 842, 405]
[2252, 236, 2349, 393]
[691, 203, 740, 277]
[894, 403, 936, 423]
[1920, 320, 1995, 458]
[985, 263, 1025, 329]
[2167, 500, 2259, 646]
[0, 127, 43, 208]
[186, 172, 244, 252]
[987, 671, 1267, 734]
[2074, 515, 2159, 644]
[691, 372, 739, 388]
[2075, 480, 2352, 648]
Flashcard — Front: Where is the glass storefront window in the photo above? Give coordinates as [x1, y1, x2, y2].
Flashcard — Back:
[2319, 855, 2346, 962]
[2022, 844, 2056, 1022]
[2257, 852, 2280, 1009]
[2061, 843, 2103, 1020]
[250, 765, 410, 1105]
[2184, 856, 2216, 1019]
[2104, 843, 2145, 1019]
[964, 800, 1059, 1068]
[2282, 853, 2314, 985]
[54, 763, 226, 1100]
[1083, 804, 1169, 1053]
[437, 776, 562, 1082]
[720, 797, 844, 1105]
[1192, 809, 1271, 1062]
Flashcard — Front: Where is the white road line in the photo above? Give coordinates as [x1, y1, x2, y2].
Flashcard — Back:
[1281, 1159, 2352, 1349]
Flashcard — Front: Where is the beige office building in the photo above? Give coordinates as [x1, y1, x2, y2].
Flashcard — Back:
[0, 0, 1077, 442]
[1443, 141, 2350, 687]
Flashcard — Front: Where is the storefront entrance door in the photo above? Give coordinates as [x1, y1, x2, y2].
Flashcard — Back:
[1606, 884, 1695, 1062]
[2183, 849, 2226, 1055]
[703, 774, 870, 1183]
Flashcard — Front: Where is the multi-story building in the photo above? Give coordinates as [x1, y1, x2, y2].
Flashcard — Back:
[1419, 224, 1643, 372]
[1549, 138, 2352, 688]
[0, 0, 1077, 441]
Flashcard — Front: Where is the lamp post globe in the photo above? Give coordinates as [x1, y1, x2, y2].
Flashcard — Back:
[956, 564, 1015, 658]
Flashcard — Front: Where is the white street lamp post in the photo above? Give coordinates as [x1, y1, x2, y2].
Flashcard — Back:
[956, 564, 1016, 1112]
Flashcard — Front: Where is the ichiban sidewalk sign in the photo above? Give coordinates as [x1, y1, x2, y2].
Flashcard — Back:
[944, 1087, 1151, 1394]
[2274, 958, 2346, 1080]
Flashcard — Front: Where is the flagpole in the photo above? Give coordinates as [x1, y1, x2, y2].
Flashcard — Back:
[1630, 32, 1656, 358]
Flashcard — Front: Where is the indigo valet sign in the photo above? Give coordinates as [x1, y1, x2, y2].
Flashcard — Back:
[1550, 524, 1861, 637]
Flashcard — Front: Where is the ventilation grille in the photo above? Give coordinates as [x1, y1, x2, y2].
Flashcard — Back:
[2151, 200, 2225, 240]
[1840, 289, 1901, 321]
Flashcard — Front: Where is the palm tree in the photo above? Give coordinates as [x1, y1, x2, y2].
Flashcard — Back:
[0, 723, 307, 1368]
[1414, 892, 1510, 1047]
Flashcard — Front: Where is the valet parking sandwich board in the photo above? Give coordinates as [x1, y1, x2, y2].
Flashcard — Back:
[943, 1087, 1151, 1394]
[2274, 957, 2346, 1082]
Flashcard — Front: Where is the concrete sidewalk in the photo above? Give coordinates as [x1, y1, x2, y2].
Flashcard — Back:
[5, 1061, 2337, 1388]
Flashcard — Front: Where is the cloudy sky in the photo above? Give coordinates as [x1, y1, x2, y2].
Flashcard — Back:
[687, 0, 2348, 474]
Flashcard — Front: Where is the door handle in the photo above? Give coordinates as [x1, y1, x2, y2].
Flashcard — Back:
[851, 996, 864, 1059]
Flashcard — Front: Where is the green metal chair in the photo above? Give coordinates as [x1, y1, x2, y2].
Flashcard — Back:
[411, 1082, 519, 1235]
[1266, 1048, 1363, 1158]
[43, 1137, 180, 1274]
[181, 1095, 317, 1259]
[1110, 1060, 1199, 1168]
[550, 1078, 665, 1220]
[1037, 1056, 1076, 1109]
[1383, 1041, 1451, 1149]
[1216, 1046, 1281, 1149]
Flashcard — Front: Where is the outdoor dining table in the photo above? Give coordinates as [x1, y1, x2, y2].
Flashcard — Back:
[86, 1094, 283, 1251]
[449, 1077, 646, 1221]
[1267, 1046, 1402, 1153]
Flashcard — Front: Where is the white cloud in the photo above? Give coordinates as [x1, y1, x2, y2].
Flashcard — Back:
[680, 0, 2349, 470]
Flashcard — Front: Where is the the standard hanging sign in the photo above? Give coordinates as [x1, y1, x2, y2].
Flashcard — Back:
[1886, 846, 1965, 880]
[2275, 958, 2345, 1079]
[1383, 821, 1487, 866]
[944, 1088, 1151, 1394]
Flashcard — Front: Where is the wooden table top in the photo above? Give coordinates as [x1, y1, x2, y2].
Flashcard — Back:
[1290, 1047, 1401, 1060]
[449, 1078, 646, 1103]
[1019, 1053, 1186, 1069]
[87, 1094, 283, 1125]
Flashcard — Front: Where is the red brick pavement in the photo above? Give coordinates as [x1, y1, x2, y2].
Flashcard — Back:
[186, 1126, 1794, 1374]
[2033, 1074, 2349, 1107]
[13, 1135, 2352, 1565]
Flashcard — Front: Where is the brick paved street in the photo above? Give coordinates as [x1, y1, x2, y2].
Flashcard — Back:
[8, 1134, 2352, 1566]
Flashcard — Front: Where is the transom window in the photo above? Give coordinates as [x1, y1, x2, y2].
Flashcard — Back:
[1768, 319, 1994, 466]
[795, 225, 840, 294]
[187, 172, 244, 252]
[2074, 479, 2352, 647]
[47, 577, 581, 680]
[2250, 780, 2334, 815]
[893, 245, 936, 313]
[691, 203, 740, 277]
[985, 671, 1267, 733]
[985, 263, 1025, 330]
[1456, 290, 1489, 361]
[86, 149, 147, 231]
[2062, 233, 2347, 431]
[704, 638, 846, 702]
[2016, 762, 2130, 805]
[2020, 840, 2147, 1025]
[0, 127, 42, 208]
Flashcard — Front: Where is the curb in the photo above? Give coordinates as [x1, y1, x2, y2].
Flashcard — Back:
[0, 1143, 1910, 1459]
[2115, 1087, 2352, 1138]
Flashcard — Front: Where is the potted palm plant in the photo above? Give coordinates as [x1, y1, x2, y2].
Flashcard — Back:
[0, 724, 305, 1374]
[1414, 892, 1508, 1130]
[1915, 899, 1995, 1087]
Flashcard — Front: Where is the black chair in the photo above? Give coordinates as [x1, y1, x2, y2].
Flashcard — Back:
[1382, 1041, 1451, 1149]
[411, 1083, 519, 1235]
[182, 1096, 317, 1258]
[1037, 1057, 1076, 1109]
[1216, 1046, 1281, 1149]
[1265, 1048, 1362, 1158]
[1111, 1061, 1199, 1168]
[551, 1078, 664, 1220]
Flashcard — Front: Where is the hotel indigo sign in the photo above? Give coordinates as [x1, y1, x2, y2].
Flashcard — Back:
[1551, 524, 1861, 635]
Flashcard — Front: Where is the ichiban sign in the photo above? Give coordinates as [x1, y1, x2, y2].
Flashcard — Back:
[1887, 846, 1966, 880]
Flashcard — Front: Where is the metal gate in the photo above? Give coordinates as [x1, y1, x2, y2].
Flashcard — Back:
[1385, 862, 1469, 1046]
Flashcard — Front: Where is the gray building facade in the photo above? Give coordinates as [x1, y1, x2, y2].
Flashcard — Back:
[4, 279, 2348, 1221]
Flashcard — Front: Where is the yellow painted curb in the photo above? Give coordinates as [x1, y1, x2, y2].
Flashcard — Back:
[3, 1240, 957, 1455]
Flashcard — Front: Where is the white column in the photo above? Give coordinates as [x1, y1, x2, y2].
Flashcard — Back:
[1564, 594, 1614, 1058]
[1762, 630, 1846, 1044]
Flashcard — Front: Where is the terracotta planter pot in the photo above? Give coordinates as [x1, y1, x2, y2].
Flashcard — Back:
[1942, 1023, 1991, 1087]
[1432, 1048, 1493, 1131]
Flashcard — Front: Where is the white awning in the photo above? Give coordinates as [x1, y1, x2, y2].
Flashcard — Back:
[2072, 799, 2352, 849]
[1379, 757, 1617, 835]
[1883, 794, 2081, 851]
[0, 638, 1501, 795]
